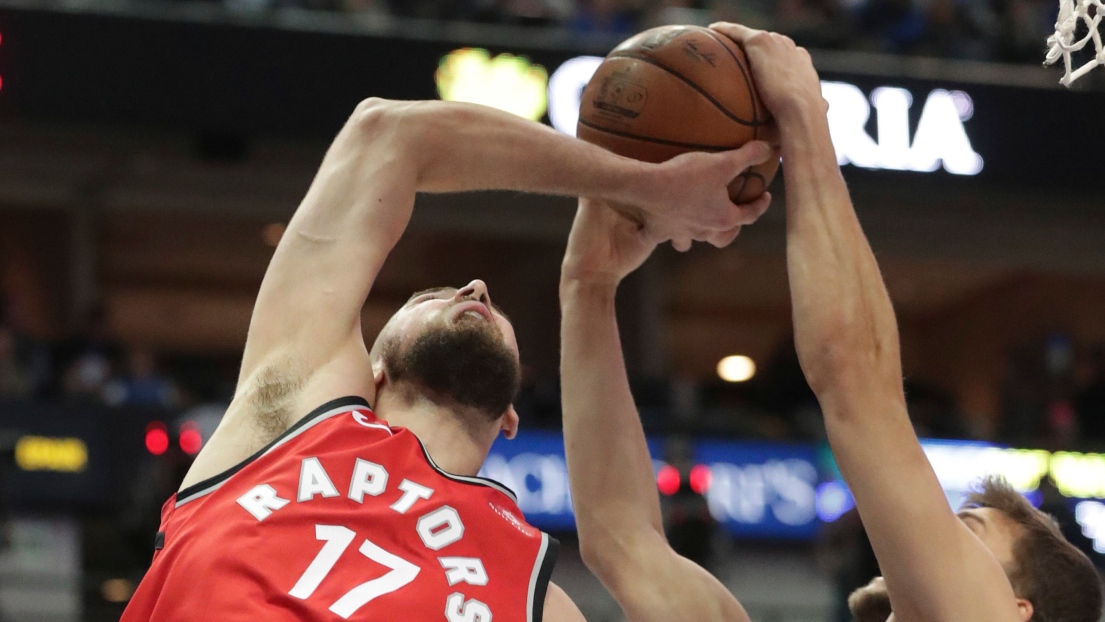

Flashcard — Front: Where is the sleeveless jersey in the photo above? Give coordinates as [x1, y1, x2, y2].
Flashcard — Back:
[122, 396, 558, 622]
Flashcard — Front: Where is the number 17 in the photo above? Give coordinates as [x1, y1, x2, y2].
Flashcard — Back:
[290, 524, 421, 619]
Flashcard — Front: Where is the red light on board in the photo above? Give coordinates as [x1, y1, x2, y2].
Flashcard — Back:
[179, 422, 203, 455]
[657, 465, 681, 496]
[145, 422, 169, 456]
[689, 464, 712, 494]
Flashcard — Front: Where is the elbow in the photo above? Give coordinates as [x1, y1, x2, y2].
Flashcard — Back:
[349, 97, 394, 131]
[577, 534, 626, 586]
[577, 529, 660, 592]
[347, 98, 423, 148]
[577, 536, 609, 576]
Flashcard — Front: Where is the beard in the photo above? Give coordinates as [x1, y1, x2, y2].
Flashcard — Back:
[848, 577, 893, 622]
[382, 314, 520, 427]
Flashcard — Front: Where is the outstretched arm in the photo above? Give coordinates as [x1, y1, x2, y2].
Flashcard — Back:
[711, 24, 1021, 622]
[559, 171, 771, 620]
[184, 98, 763, 489]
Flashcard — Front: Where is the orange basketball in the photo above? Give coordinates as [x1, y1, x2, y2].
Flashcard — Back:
[577, 25, 779, 204]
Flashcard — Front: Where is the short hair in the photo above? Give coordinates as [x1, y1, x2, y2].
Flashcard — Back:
[964, 476, 1103, 622]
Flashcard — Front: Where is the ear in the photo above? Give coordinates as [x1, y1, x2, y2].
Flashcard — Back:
[372, 359, 387, 392]
[500, 406, 520, 440]
[1015, 597, 1033, 622]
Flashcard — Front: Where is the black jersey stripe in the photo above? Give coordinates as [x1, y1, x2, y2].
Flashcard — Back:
[528, 533, 560, 622]
[175, 396, 371, 506]
[413, 436, 519, 503]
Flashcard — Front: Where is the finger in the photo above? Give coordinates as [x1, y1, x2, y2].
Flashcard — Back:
[690, 227, 714, 242]
[671, 237, 693, 253]
[722, 141, 774, 175]
[708, 22, 764, 44]
[734, 192, 773, 224]
[707, 225, 743, 248]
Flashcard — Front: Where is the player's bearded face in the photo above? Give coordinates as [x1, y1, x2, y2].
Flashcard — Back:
[381, 311, 520, 422]
[848, 577, 893, 622]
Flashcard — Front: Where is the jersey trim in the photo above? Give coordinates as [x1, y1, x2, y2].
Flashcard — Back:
[528, 533, 560, 622]
[414, 437, 519, 503]
[175, 396, 372, 506]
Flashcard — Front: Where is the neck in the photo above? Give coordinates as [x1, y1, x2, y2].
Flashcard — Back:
[374, 387, 493, 477]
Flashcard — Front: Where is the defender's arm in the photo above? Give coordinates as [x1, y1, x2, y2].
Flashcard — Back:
[559, 195, 769, 622]
[712, 24, 1022, 622]
[184, 98, 755, 489]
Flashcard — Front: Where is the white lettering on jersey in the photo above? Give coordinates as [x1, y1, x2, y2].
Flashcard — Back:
[348, 459, 389, 503]
[417, 505, 465, 551]
[445, 592, 492, 622]
[390, 479, 434, 514]
[298, 457, 340, 502]
[237, 484, 290, 521]
[438, 557, 488, 586]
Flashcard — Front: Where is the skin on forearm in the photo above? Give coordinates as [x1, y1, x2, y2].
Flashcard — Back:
[559, 279, 665, 570]
[384, 100, 648, 203]
[777, 103, 903, 403]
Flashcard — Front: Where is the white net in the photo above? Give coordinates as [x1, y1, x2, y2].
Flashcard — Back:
[1046, 0, 1105, 86]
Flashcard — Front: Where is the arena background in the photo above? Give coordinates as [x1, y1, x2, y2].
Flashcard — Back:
[0, 0, 1104, 619]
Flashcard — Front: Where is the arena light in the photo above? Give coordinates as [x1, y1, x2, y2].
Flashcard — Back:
[436, 48, 549, 121]
[689, 464, 712, 494]
[815, 481, 855, 522]
[1050, 451, 1105, 499]
[547, 55, 604, 137]
[14, 436, 88, 473]
[145, 421, 170, 456]
[717, 355, 756, 383]
[179, 421, 203, 456]
[261, 223, 285, 248]
[101, 578, 135, 603]
[657, 465, 681, 496]
[1075, 500, 1105, 554]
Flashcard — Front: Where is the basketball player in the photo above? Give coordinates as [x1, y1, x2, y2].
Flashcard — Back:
[559, 23, 1103, 622]
[120, 97, 771, 621]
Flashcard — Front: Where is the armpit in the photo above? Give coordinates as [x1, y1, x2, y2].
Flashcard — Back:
[240, 362, 305, 443]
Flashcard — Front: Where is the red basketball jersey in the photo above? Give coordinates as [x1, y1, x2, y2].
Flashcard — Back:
[122, 396, 558, 622]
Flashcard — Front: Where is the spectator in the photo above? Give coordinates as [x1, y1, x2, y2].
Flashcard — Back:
[61, 305, 119, 402]
[995, 0, 1058, 63]
[0, 323, 31, 398]
[905, 380, 971, 439]
[104, 348, 178, 408]
[570, 0, 641, 34]
[1075, 346, 1105, 450]
[914, 0, 994, 60]
[776, 0, 852, 49]
[852, 0, 928, 53]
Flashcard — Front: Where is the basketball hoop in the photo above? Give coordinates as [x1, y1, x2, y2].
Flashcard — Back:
[1045, 0, 1105, 86]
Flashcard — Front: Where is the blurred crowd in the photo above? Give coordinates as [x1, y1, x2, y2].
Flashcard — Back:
[0, 298, 239, 422]
[5, 293, 1105, 452]
[208, 0, 1063, 65]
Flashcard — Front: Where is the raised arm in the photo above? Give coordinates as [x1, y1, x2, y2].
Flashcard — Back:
[559, 174, 771, 619]
[183, 98, 764, 489]
[710, 24, 1022, 622]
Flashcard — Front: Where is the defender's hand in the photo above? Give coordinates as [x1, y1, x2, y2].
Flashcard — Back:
[626, 141, 775, 250]
[562, 198, 659, 288]
[709, 22, 827, 126]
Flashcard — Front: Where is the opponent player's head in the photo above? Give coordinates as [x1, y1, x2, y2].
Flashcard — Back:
[369, 280, 521, 445]
[848, 476, 1103, 622]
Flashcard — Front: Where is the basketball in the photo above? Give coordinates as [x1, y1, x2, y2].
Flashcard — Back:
[577, 25, 779, 204]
